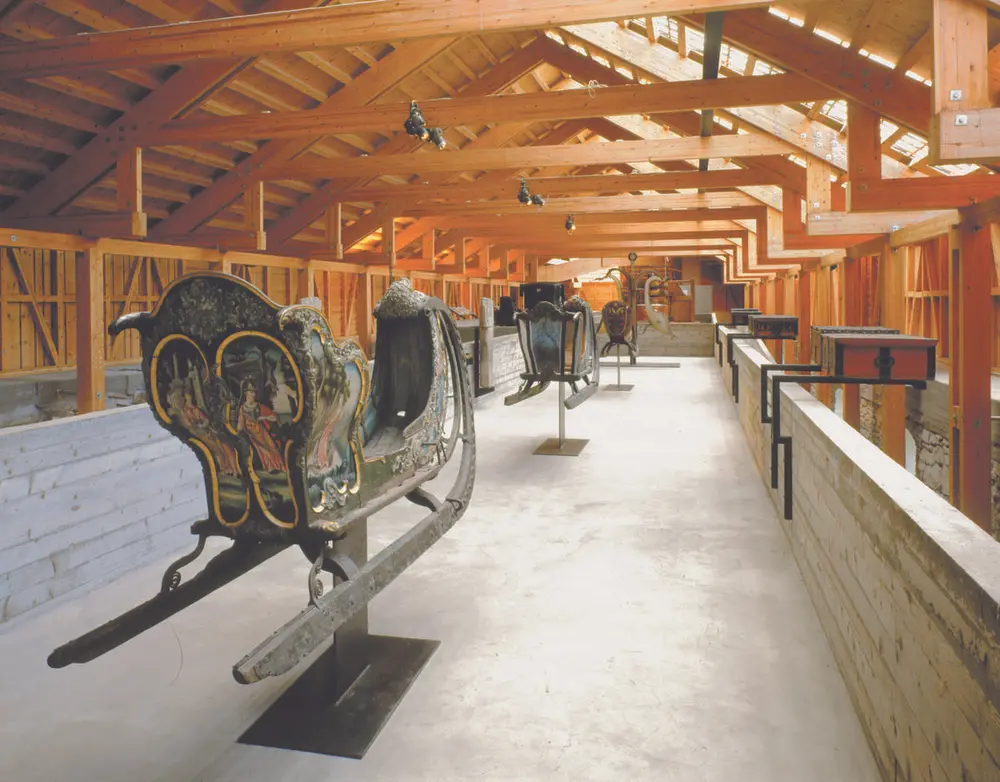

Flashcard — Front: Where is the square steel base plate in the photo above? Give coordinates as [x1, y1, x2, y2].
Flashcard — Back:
[603, 384, 635, 392]
[238, 634, 439, 759]
[533, 437, 589, 456]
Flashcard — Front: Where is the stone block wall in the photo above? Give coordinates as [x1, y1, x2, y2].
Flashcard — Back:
[0, 406, 205, 624]
[719, 328, 1000, 782]
[491, 331, 525, 395]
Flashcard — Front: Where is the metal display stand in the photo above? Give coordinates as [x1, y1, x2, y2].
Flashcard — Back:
[238, 520, 439, 759]
[534, 381, 589, 456]
[603, 345, 634, 392]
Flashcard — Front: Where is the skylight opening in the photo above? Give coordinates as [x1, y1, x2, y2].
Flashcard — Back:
[891, 132, 928, 159]
[931, 163, 981, 176]
[864, 50, 895, 69]
[544, 30, 564, 44]
[905, 71, 932, 86]
[814, 28, 846, 46]
[592, 53, 610, 68]
[822, 99, 848, 125]
[878, 119, 899, 143]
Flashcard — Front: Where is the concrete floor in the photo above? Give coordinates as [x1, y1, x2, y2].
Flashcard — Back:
[0, 358, 880, 782]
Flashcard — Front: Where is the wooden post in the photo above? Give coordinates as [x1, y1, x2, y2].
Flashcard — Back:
[948, 223, 993, 530]
[355, 271, 373, 355]
[244, 182, 266, 251]
[796, 270, 812, 363]
[116, 148, 142, 213]
[326, 203, 343, 257]
[76, 245, 105, 414]
[297, 262, 314, 301]
[878, 240, 907, 465]
[842, 256, 863, 430]
[422, 229, 435, 267]
[383, 214, 395, 282]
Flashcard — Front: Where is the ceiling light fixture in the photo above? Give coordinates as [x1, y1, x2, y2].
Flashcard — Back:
[565, 215, 576, 232]
[530, 193, 546, 207]
[517, 179, 532, 205]
[404, 101, 447, 150]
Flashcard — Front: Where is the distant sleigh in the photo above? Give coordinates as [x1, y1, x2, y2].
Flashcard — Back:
[47, 273, 475, 684]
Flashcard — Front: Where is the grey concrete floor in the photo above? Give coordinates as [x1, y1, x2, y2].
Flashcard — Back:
[0, 358, 880, 782]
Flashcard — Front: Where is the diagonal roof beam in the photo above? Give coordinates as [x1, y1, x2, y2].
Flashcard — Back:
[3, 0, 327, 219]
[681, 8, 929, 133]
[150, 37, 456, 239]
[266, 39, 551, 249]
[0, 0, 774, 79]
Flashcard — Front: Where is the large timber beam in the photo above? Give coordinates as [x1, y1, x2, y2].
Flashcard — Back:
[400, 192, 758, 217]
[136, 73, 830, 145]
[149, 37, 457, 239]
[270, 135, 793, 181]
[682, 8, 929, 133]
[2, 0, 323, 219]
[928, 0, 997, 164]
[0, 0, 774, 78]
[266, 42, 551, 249]
[323, 168, 784, 204]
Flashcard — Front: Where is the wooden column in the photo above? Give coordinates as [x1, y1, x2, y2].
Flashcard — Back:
[846, 102, 881, 211]
[355, 271, 373, 355]
[244, 182, 266, 251]
[422, 229, 436, 267]
[116, 148, 142, 213]
[297, 262, 314, 301]
[948, 223, 993, 530]
[842, 257, 863, 430]
[76, 245, 105, 414]
[326, 203, 343, 257]
[878, 240, 907, 465]
[383, 214, 396, 281]
[796, 270, 812, 363]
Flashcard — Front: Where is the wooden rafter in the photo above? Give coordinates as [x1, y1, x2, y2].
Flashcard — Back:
[136, 72, 831, 145]
[0, 0, 774, 78]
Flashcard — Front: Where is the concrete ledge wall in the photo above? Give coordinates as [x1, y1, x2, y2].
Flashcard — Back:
[597, 322, 714, 357]
[0, 407, 205, 624]
[717, 328, 1000, 782]
[855, 378, 1000, 534]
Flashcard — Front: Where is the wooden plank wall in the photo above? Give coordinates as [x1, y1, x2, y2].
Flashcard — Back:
[0, 242, 525, 377]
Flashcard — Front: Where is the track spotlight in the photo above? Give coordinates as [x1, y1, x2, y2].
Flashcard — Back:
[530, 193, 546, 207]
[565, 215, 576, 232]
[427, 127, 447, 149]
[517, 179, 532, 205]
[404, 101, 429, 141]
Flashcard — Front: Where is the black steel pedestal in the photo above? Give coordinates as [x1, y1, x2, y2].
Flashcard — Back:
[237, 519, 440, 759]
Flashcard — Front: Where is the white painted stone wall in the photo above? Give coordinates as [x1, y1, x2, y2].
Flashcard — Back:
[718, 329, 1000, 782]
[0, 406, 205, 624]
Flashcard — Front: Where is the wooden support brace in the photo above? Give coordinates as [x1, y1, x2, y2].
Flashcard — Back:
[355, 271, 373, 355]
[841, 256, 863, 430]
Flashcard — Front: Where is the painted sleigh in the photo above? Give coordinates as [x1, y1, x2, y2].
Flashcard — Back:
[503, 295, 600, 410]
[48, 273, 475, 684]
[597, 268, 638, 364]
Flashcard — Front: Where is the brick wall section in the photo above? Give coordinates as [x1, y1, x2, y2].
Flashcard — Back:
[596, 322, 715, 357]
[0, 406, 205, 624]
[718, 328, 1000, 782]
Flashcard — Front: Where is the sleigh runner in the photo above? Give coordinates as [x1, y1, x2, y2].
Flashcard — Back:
[48, 273, 475, 684]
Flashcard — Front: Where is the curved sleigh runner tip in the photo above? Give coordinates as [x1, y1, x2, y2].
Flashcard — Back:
[47, 273, 475, 683]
